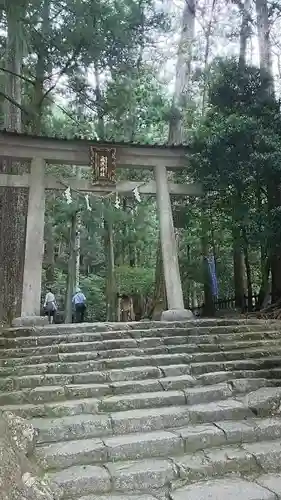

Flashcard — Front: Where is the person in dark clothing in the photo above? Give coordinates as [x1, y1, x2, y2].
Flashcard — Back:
[72, 288, 87, 323]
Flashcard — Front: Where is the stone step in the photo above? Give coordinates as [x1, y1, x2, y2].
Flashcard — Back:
[76, 495, 158, 500]
[31, 396, 254, 444]
[37, 430, 183, 470]
[3, 340, 281, 369]
[4, 319, 269, 337]
[1, 360, 276, 393]
[76, 496, 157, 500]
[169, 476, 279, 500]
[190, 356, 281, 376]
[2, 334, 281, 360]
[97, 384, 232, 414]
[0, 377, 269, 410]
[0, 374, 197, 404]
[1, 323, 277, 348]
[36, 416, 281, 470]
[3, 326, 281, 350]
[0, 353, 196, 377]
[0, 376, 275, 418]
[47, 437, 281, 498]
[0, 365, 168, 391]
[2, 348, 281, 379]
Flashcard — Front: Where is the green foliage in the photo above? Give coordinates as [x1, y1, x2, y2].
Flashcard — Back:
[115, 265, 154, 296]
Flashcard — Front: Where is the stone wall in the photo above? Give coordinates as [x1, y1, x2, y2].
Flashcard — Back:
[0, 411, 56, 500]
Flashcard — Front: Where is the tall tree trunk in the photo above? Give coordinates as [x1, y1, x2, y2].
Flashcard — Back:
[32, 0, 50, 134]
[44, 221, 55, 284]
[201, 0, 217, 113]
[151, 0, 197, 317]
[0, 7, 27, 323]
[151, 236, 167, 319]
[255, 0, 281, 301]
[168, 0, 197, 145]
[256, 0, 274, 94]
[200, 2, 217, 315]
[95, 64, 116, 319]
[65, 214, 76, 323]
[238, 0, 252, 69]
[229, 2, 252, 313]
[201, 202, 215, 317]
[232, 223, 246, 309]
[242, 227, 253, 311]
[104, 214, 116, 321]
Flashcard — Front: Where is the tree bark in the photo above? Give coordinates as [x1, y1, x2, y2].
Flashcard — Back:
[168, 0, 197, 145]
[232, 223, 246, 309]
[32, 0, 50, 134]
[255, 0, 281, 301]
[255, 0, 274, 95]
[65, 214, 76, 323]
[150, 236, 167, 319]
[201, 0, 217, 113]
[44, 221, 55, 284]
[0, 7, 27, 323]
[201, 206, 215, 316]
[104, 214, 117, 321]
[238, 0, 252, 69]
[242, 227, 253, 311]
[151, 0, 197, 316]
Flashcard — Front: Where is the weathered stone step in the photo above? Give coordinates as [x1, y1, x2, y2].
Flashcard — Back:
[1, 322, 276, 347]
[36, 416, 281, 470]
[77, 495, 158, 500]
[0, 372, 199, 404]
[47, 437, 281, 498]
[97, 384, 232, 413]
[0, 376, 193, 405]
[77, 496, 157, 500]
[31, 396, 253, 444]
[2, 333, 281, 359]
[170, 476, 279, 500]
[0, 353, 195, 377]
[0, 376, 273, 418]
[3, 340, 281, 369]
[0, 327, 185, 347]
[4, 319, 268, 336]
[3, 378, 267, 410]
[0, 365, 167, 391]
[190, 355, 281, 375]
[37, 430, 183, 470]
[2, 348, 281, 379]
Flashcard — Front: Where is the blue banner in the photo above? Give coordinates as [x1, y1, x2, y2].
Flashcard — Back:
[207, 255, 218, 298]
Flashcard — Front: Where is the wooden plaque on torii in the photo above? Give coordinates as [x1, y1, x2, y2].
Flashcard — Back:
[89, 146, 116, 185]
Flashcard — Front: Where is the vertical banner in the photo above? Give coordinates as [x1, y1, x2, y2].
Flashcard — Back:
[207, 254, 218, 299]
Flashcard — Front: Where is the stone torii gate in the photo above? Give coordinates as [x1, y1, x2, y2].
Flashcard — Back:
[0, 130, 202, 321]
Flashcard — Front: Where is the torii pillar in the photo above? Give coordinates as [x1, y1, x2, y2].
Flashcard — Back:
[154, 163, 193, 321]
[21, 157, 46, 318]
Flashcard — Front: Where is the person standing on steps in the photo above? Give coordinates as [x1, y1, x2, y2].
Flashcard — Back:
[72, 287, 87, 323]
[43, 287, 57, 324]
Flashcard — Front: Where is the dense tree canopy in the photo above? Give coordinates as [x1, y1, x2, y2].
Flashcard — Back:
[1, 0, 281, 323]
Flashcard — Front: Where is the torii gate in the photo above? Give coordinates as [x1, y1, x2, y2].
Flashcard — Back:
[0, 130, 202, 321]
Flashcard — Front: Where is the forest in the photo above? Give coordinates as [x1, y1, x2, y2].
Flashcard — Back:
[0, 0, 280, 323]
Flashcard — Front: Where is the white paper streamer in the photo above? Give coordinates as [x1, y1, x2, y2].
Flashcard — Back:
[115, 193, 121, 209]
[133, 186, 141, 202]
[65, 186, 72, 204]
[85, 194, 92, 211]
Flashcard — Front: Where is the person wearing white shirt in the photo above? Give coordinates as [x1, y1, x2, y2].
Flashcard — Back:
[43, 288, 57, 324]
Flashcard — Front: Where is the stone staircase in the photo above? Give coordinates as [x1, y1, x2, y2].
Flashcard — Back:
[2, 319, 281, 499]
